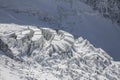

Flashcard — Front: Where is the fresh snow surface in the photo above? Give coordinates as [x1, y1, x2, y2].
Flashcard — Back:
[0, 24, 120, 80]
[0, 0, 120, 60]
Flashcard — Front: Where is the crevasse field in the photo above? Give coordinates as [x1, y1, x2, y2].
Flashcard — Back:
[0, 0, 120, 80]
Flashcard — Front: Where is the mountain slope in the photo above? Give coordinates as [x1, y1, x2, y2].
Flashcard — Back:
[80, 0, 120, 25]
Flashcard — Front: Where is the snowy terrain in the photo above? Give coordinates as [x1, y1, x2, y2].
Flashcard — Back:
[0, 24, 120, 80]
[0, 0, 120, 60]
[0, 0, 120, 80]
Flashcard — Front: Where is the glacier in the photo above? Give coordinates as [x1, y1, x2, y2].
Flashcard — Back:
[0, 0, 120, 60]
[0, 24, 120, 80]
[0, 0, 120, 80]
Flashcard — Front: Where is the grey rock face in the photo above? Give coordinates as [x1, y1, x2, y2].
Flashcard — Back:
[80, 0, 120, 25]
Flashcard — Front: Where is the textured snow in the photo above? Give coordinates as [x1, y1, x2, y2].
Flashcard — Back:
[0, 0, 120, 80]
[0, 24, 120, 80]
[0, 0, 120, 60]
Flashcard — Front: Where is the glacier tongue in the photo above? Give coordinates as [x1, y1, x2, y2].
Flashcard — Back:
[0, 24, 120, 80]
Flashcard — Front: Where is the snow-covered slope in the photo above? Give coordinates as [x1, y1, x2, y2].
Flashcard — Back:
[0, 0, 120, 60]
[0, 24, 120, 80]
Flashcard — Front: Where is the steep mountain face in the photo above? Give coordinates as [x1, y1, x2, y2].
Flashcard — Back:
[0, 24, 120, 80]
[80, 0, 120, 25]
